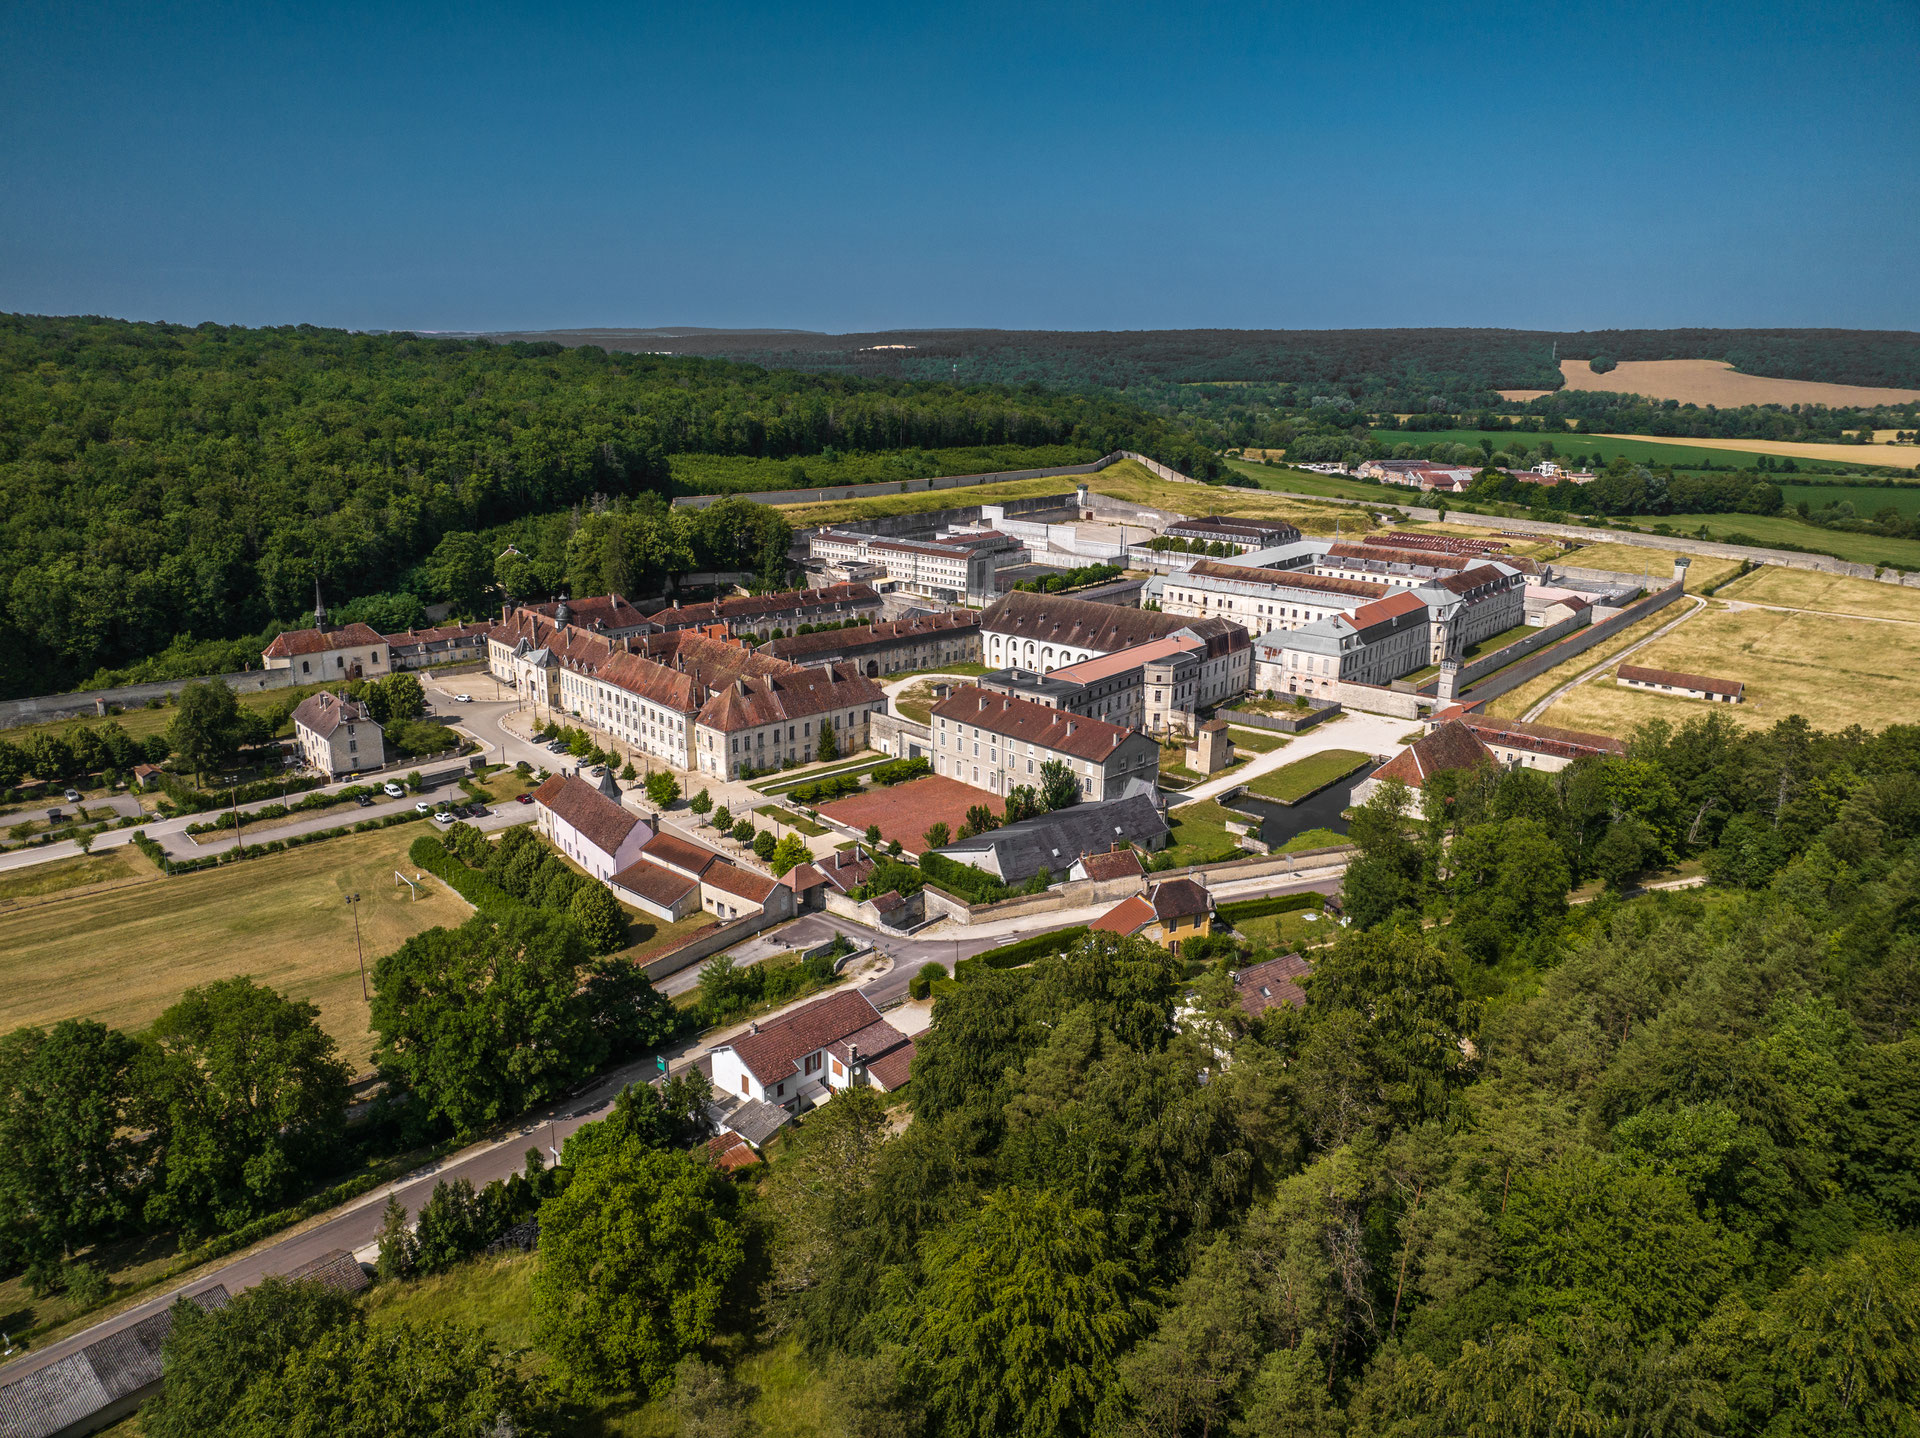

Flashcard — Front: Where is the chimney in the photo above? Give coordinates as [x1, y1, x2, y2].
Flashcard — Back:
[849, 1042, 859, 1062]
[749, 1021, 759, 1035]
[1065, 721, 1076, 735]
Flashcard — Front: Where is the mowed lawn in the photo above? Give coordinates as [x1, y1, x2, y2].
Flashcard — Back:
[0, 826, 469, 1072]
[1244, 750, 1372, 804]
[1556, 542, 1743, 593]
[1717, 565, 1920, 624]
[1536, 605, 1920, 738]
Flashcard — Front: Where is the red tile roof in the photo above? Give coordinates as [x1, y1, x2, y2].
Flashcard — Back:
[523, 593, 649, 631]
[706, 1131, 761, 1171]
[638, 830, 723, 877]
[1617, 664, 1744, 697]
[1149, 878, 1212, 920]
[930, 686, 1136, 764]
[817, 846, 876, 894]
[1185, 562, 1388, 600]
[533, 774, 645, 857]
[698, 666, 886, 734]
[865, 1040, 916, 1090]
[644, 583, 880, 628]
[1077, 848, 1146, 881]
[761, 611, 980, 663]
[1460, 715, 1626, 759]
[1234, 952, 1314, 1016]
[978, 589, 1207, 652]
[1370, 721, 1496, 789]
[263, 622, 386, 659]
[1345, 589, 1430, 631]
[703, 862, 779, 905]
[1091, 893, 1157, 935]
[781, 862, 829, 891]
[289, 690, 374, 740]
[610, 857, 700, 909]
[722, 989, 891, 1087]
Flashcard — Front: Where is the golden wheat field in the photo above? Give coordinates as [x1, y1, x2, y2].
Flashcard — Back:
[1558, 358, 1920, 409]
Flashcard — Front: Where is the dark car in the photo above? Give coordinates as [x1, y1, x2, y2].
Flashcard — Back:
[356, 794, 373, 807]
[516, 793, 534, 805]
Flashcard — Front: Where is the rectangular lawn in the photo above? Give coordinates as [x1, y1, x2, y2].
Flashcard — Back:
[1244, 750, 1372, 804]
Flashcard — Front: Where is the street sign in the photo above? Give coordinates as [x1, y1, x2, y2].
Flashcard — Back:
[656, 1055, 667, 1073]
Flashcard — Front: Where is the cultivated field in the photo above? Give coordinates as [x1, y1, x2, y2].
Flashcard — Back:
[1716, 566, 1920, 624]
[1533, 604, 1920, 737]
[1653, 512, 1920, 570]
[1779, 483, 1920, 519]
[1555, 543, 1744, 592]
[1596, 432, 1919, 472]
[1559, 358, 1920, 409]
[0, 826, 469, 1072]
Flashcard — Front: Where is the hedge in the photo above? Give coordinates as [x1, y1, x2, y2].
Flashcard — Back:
[788, 773, 863, 805]
[918, 852, 1009, 905]
[408, 833, 532, 920]
[955, 925, 1089, 980]
[1217, 893, 1324, 925]
[870, 756, 932, 786]
[134, 808, 426, 875]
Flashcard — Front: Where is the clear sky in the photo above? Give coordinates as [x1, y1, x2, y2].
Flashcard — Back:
[3, 0, 1916, 333]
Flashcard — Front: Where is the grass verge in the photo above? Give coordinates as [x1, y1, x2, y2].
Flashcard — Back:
[1243, 750, 1371, 804]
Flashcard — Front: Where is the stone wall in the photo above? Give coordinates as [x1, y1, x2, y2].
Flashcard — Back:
[1223, 701, 1343, 734]
[1330, 681, 1430, 720]
[1457, 582, 1686, 706]
[638, 912, 770, 981]
[0, 667, 296, 731]
[1439, 608, 1590, 691]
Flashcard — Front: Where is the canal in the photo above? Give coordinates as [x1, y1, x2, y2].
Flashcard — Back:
[1221, 757, 1381, 848]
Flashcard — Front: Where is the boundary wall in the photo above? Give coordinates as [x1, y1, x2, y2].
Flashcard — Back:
[1, 667, 295, 731]
[1431, 609, 1589, 692]
[1456, 582, 1686, 706]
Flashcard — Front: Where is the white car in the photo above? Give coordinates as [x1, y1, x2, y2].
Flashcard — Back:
[453, 694, 473, 703]
[432, 810, 456, 825]
[64, 788, 82, 802]
[414, 800, 433, 814]
[383, 782, 405, 798]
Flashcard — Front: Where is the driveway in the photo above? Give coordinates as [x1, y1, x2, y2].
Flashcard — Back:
[1178, 709, 1412, 807]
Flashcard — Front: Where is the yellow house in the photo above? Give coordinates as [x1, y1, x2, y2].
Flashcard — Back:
[1090, 878, 1214, 955]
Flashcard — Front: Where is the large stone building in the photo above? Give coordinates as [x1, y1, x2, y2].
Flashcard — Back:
[1163, 514, 1302, 552]
[806, 530, 997, 604]
[487, 607, 619, 712]
[263, 621, 389, 682]
[978, 621, 1251, 737]
[1616, 664, 1745, 703]
[760, 611, 981, 677]
[1253, 590, 1431, 699]
[979, 589, 1244, 674]
[1161, 560, 1392, 635]
[929, 686, 1160, 802]
[531, 771, 653, 882]
[289, 691, 385, 777]
[382, 622, 494, 670]
[641, 583, 882, 639]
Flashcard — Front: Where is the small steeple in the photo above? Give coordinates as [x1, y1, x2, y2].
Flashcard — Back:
[554, 594, 571, 626]
[313, 579, 328, 632]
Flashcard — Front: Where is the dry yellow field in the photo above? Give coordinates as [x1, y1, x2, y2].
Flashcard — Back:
[1594, 432, 1918, 472]
[1482, 610, 1676, 720]
[1554, 542, 1743, 593]
[1560, 358, 1920, 409]
[1716, 566, 1920, 624]
[0, 825, 469, 1072]
[1533, 604, 1920, 737]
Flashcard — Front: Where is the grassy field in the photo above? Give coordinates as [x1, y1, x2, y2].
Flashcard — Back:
[1234, 907, 1337, 953]
[362, 1254, 838, 1436]
[1555, 542, 1744, 592]
[1225, 725, 1289, 754]
[1243, 750, 1371, 804]
[0, 682, 330, 748]
[894, 678, 949, 725]
[1779, 483, 1920, 518]
[1648, 512, 1920, 570]
[1277, 825, 1348, 854]
[1160, 799, 1249, 868]
[1225, 458, 1404, 506]
[1534, 603, 1920, 738]
[1716, 566, 1920, 623]
[1481, 610, 1677, 721]
[0, 845, 159, 904]
[1366, 427, 1912, 476]
[0, 825, 469, 1072]
[756, 804, 828, 837]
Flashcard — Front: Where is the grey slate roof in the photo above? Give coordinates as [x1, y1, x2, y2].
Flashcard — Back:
[935, 790, 1170, 883]
[717, 1097, 793, 1147]
[284, 1248, 371, 1295]
[0, 1285, 229, 1438]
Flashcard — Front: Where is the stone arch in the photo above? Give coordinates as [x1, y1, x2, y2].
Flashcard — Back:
[865, 659, 879, 677]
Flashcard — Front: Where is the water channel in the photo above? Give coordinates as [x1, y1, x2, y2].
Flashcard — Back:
[1220, 757, 1382, 848]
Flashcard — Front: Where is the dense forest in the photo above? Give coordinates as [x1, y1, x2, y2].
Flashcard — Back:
[123, 709, 1920, 1436]
[0, 315, 1214, 698]
[509, 326, 1920, 412]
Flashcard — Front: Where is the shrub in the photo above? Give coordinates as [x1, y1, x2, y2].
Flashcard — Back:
[909, 960, 948, 1000]
[918, 852, 1008, 905]
[1216, 893, 1323, 925]
[955, 926, 1088, 980]
[870, 756, 931, 786]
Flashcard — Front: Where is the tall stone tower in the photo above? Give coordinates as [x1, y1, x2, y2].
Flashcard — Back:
[1672, 555, 1691, 588]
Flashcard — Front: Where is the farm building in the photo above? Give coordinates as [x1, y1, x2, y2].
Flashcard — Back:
[1616, 664, 1745, 703]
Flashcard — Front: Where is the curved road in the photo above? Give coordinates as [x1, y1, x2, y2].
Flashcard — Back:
[1521, 595, 1708, 722]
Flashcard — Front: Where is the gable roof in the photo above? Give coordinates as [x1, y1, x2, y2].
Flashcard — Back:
[1234, 952, 1314, 1016]
[284, 1248, 372, 1294]
[532, 773, 644, 856]
[638, 829, 724, 877]
[781, 862, 829, 892]
[611, 857, 701, 908]
[930, 686, 1139, 764]
[289, 690, 375, 740]
[937, 789, 1170, 883]
[263, 622, 386, 659]
[1617, 663, 1744, 697]
[1149, 878, 1212, 920]
[1369, 721, 1496, 789]
[817, 846, 876, 894]
[697, 666, 886, 734]
[703, 862, 779, 905]
[644, 583, 880, 628]
[1091, 893, 1157, 936]
[523, 593, 649, 631]
[1460, 715, 1627, 759]
[978, 589, 1202, 653]
[719, 989, 899, 1087]
[1077, 848, 1146, 881]
[1185, 561, 1388, 600]
[761, 610, 980, 663]
[707, 1130, 762, 1171]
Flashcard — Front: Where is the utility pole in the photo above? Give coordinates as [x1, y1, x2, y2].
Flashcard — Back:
[346, 892, 367, 1000]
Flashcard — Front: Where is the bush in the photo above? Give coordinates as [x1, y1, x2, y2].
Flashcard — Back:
[955, 926, 1088, 980]
[409, 834, 529, 920]
[789, 773, 863, 805]
[870, 756, 931, 786]
[918, 852, 1008, 905]
[909, 961, 948, 1001]
[1216, 893, 1323, 925]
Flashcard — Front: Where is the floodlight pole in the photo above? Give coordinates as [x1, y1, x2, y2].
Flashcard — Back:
[346, 892, 366, 1000]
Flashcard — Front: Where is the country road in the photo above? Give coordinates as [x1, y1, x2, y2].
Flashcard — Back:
[1521, 595, 1708, 722]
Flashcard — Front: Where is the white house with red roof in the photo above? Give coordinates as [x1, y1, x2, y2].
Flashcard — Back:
[531, 773, 653, 882]
[708, 988, 916, 1114]
[262, 623, 389, 681]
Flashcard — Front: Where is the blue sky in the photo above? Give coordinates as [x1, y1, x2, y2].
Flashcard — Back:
[2, 0, 1915, 332]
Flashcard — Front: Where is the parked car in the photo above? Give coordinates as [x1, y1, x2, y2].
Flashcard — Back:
[453, 694, 473, 703]
[547, 741, 569, 753]
[356, 794, 373, 807]
[516, 793, 534, 805]
[433, 810, 456, 825]
[383, 782, 405, 798]
[414, 800, 433, 814]
[63, 788, 82, 802]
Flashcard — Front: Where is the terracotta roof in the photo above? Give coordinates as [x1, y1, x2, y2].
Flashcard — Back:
[1048, 633, 1205, 685]
[721, 989, 890, 1087]
[533, 773, 645, 857]
[1234, 953, 1314, 1016]
[817, 846, 876, 894]
[1426, 564, 1515, 596]
[703, 862, 779, 905]
[706, 1131, 761, 1171]
[1370, 721, 1497, 789]
[1078, 848, 1146, 881]
[597, 633, 790, 713]
[523, 593, 649, 631]
[697, 666, 886, 734]
[865, 1038, 916, 1090]
[639, 830, 723, 877]
[870, 890, 906, 913]
[611, 857, 701, 908]
[1460, 715, 1627, 758]
[781, 862, 828, 891]
[1167, 514, 1300, 540]
[263, 622, 386, 659]
[1326, 541, 1473, 571]
[382, 622, 494, 648]
[644, 583, 880, 627]
[978, 589, 1207, 653]
[1186, 561, 1389, 600]
[488, 610, 618, 669]
[1346, 589, 1430, 633]
[762, 611, 979, 662]
[1149, 878, 1212, 920]
[290, 690, 374, 740]
[930, 686, 1138, 764]
[1617, 664, 1744, 697]
[1091, 893, 1157, 935]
